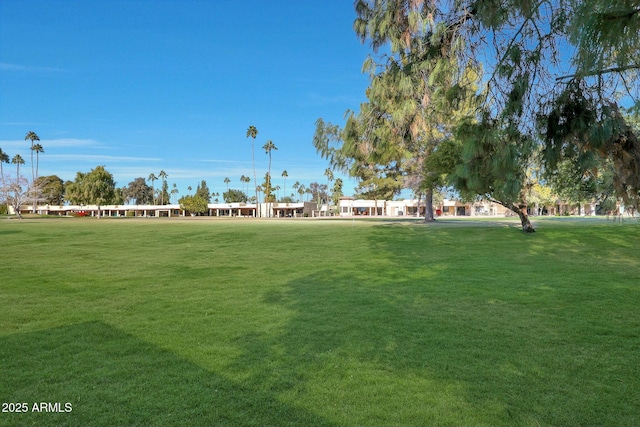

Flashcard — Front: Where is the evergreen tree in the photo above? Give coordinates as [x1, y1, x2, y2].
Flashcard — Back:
[195, 180, 211, 202]
[337, 0, 640, 231]
[332, 178, 344, 208]
[160, 180, 170, 206]
[261, 172, 275, 203]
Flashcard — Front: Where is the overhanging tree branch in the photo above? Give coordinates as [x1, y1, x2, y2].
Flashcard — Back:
[556, 64, 640, 81]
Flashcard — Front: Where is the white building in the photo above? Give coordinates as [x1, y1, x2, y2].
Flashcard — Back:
[338, 197, 510, 217]
[12, 202, 307, 218]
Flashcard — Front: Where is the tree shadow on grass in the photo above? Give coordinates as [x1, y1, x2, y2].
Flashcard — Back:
[0, 321, 331, 427]
[253, 270, 515, 426]
[0, 228, 22, 236]
[242, 223, 640, 426]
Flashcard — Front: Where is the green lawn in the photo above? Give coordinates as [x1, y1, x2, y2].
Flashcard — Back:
[1, 216, 639, 426]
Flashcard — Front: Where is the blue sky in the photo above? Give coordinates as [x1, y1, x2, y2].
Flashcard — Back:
[0, 0, 372, 200]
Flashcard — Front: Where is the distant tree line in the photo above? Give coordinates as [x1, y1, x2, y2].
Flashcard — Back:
[1, 130, 343, 218]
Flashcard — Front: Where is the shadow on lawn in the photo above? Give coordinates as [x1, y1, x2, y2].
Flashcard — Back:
[252, 273, 522, 425]
[0, 321, 331, 427]
[5, 223, 636, 426]
[0, 228, 23, 236]
[241, 223, 639, 426]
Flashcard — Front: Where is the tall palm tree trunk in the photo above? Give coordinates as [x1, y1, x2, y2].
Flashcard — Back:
[30, 149, 35, 184]
[252, 143, 258, 217]
[267, 154, 272, 217]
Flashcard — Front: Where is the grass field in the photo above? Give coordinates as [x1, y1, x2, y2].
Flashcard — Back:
[1, 216, 639, 426]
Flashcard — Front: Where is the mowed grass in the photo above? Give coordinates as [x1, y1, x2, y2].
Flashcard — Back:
[0, 216, 639, 426]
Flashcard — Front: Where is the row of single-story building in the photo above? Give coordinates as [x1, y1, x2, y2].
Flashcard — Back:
[336, 198, 511, 217]
[337, 197, 602, 217]
[14, 197, 594, 218]
[13, 202, 318, 218]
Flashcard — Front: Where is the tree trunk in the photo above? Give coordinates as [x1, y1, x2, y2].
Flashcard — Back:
[252, 143, 259, 218]
[513, 203, 535, 232]
[424, 189, 436, 222]
[12, 190, 23, 219]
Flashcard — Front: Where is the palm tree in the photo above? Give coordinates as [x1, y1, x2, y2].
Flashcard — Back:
[188, 185, 192, 195]
[281, 170, 288, 201]
[298, 184, 305, 203]
[256, 185, 263, 204]
[292, 181, 300, 201]
[32, 143, 44, 181]
[246, 125, 259, 216]
[25, 132, 41, 213]
[171, 183, 179, 204]
[224, 177, 230, 192]
[148, 173, 158, 203]
[263, 140, 277, 177]
[12, 154, 25, 178]
[25, 131, 39, 183]
[159, 170, 168, 204]
[0, 147, 10, 188]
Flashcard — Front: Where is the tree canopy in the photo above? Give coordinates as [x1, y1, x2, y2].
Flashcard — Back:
[124, 177, 153, 205]
[179, 194, 208, 215]
[34, 175, 64, 205]
[64, 166, 116, 206]
[316, 0, 639, 231]
[223, 189, 248, 203]
[195, 180, 211, 202]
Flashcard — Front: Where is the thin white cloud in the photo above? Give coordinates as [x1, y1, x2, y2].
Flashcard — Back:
[43, 138, 103, 148]
[160, 167, 256, 180]
[0, 62, 65, 73]
[196, 158, 248, 165]
[0, 138, 101, 150]
[46, 154, 161, 163]
[36, 161, 164, 183]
